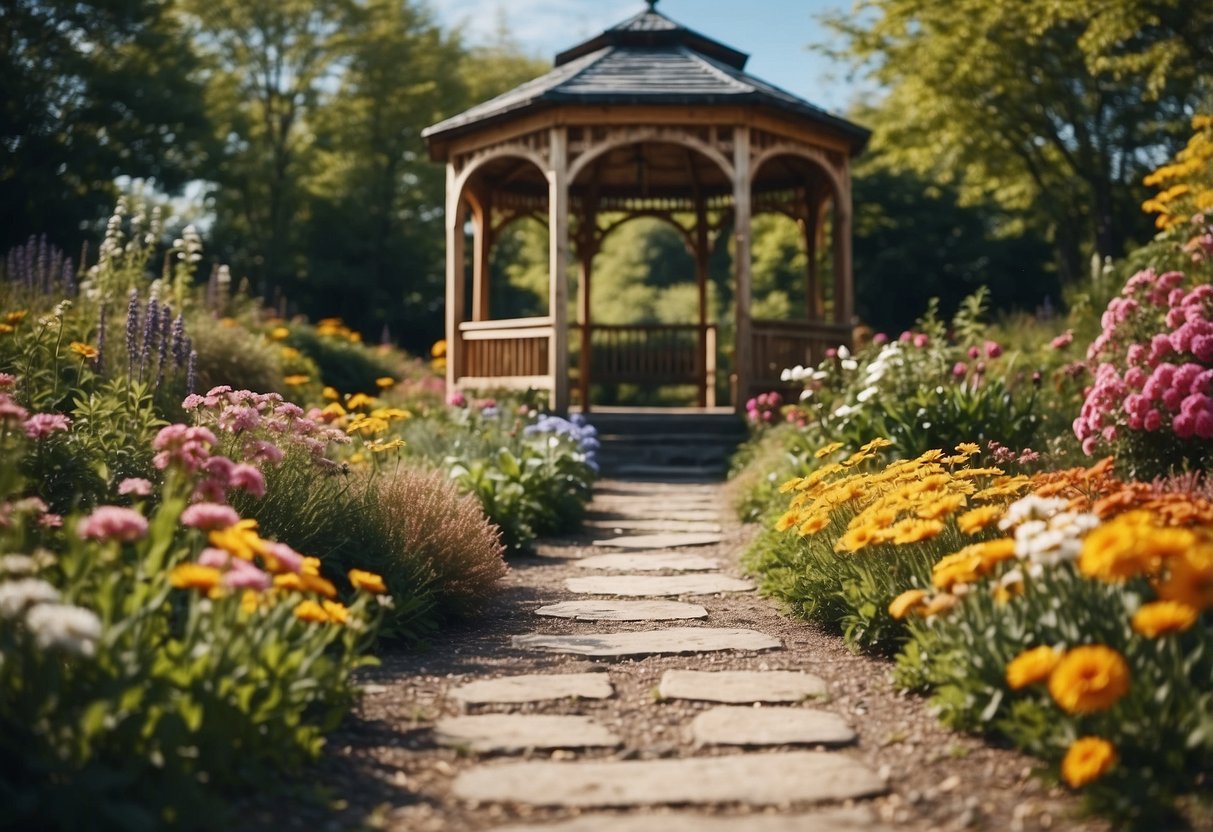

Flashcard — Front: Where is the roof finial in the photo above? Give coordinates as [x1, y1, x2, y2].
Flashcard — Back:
[645, 0, 658, 10]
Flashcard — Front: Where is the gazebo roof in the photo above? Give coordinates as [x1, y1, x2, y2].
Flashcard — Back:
[423, 4, 869, 153]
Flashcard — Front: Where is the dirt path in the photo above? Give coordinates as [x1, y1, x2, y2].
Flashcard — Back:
[250, 478, 1106, 832]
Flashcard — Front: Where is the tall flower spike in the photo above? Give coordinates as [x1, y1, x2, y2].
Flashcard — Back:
[186, 350, 197, 395]
[155, 305, 171, 388]
[140, 296, 158, 381]
[171, 315, 187, 368]
[95, 304, 107, 372]
[125, 289, 140, 383]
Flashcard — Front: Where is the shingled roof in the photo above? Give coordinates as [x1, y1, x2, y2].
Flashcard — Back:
[422, 4, 869, 152]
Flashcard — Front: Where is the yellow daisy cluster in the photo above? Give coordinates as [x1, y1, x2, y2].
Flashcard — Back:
[316, 317, 363, 344]
[1141, 114, 1213, 231]
[776, 442, 1025, 557]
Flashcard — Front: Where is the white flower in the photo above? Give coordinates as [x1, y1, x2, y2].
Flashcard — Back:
[1011, 509, 1097, 566]
[811, 370, 828, 381]
[840, 359, 858, 371]
[837, 345, 851, 360]
[857, 386, 879, 403]
[0, 554, 37, 576]
[999, 495, 1070, 530]
[833, 404, 857, 419]
[799, 388, 814, 401]
[25, 603, 102, 657]
[780, 368, 792, 382]
[0, 578, 60, 619]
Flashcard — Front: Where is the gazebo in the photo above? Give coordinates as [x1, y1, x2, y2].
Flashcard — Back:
[423, 0, 869, 413]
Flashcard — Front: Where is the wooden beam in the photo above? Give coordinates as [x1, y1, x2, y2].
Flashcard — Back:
[445, 163, 467, 395]
[471, 190, 492, 321]
[548, 126, 571, 414]
[733, 126, 753, 411]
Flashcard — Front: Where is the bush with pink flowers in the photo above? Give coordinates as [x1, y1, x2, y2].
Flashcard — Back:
[1075, 267, 1213, 476]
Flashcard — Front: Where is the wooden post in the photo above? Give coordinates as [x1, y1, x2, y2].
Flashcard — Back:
[445, 164, 467, 395]
[695, 198, 710, 408]
[732, 126, 753, 411]
[577, 227, 596, 413]
[833, 172, 854, 330]
[548, 127, 570, 414]
[471, 191, 492, 322]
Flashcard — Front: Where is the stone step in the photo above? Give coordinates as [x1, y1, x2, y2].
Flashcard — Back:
[658, 670, 828, 704]
[574, 553, 721, 572]
[565, 574, 754, 597]
[591, 532, 723, 549]
[451, 751, 886, 807]
[689, 706, 856, 747]
[584, 518, 723, 533]
[535, 600, 709, 622]
[434, 714, 621, 753]
[493, 807, 884, 832]
[513, 628, 780, 658]
[450, 673, 613, 705]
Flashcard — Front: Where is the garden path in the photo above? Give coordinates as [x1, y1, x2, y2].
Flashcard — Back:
[259, 479, 1106, 832]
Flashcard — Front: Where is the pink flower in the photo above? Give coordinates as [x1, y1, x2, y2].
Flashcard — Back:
[872, 333, 889, 345]
[263, 541, 304, 573]
[1051, 330, 1074, 351]
[180, 502, 240, 530]
[245, 439, 285, 465]
[0, 373, 16, 389]
[967, 346, 981, 360]
[221, 559, 271, 591]
[228, 464, 266, 498]
[153, 424, 217, 472]
[1144, 410, 1163, 431]
[984, 340, 1002, 359]
[23, 412, 70, 439]
[952, 362, 968, 378]
[77, 506, 148, 542]
[197, 547, 231, 568]
[913, 333, 929, 348]
[39, 513, 63, 528]
[118, 478, 153, 497]
[447, 391, 467, 408]
[0, 395, 27, 424]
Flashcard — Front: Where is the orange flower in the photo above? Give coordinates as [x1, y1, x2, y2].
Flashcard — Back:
[1131, 600, 1199, 638]
[294, 599, 330, 623]
[169, 563, 222, 592]
[1048, 646, 1130, 715]
[1005, 645, 1060, 690]
[919, 593, 959, 618]
[888, 589, 928, 620]
[69, 341, 99, 360]
[348, 568, 387, 594]
[1061, 737, 1117, 788]
[956, 505, 1003, 534]
[322, 600, 349, 624]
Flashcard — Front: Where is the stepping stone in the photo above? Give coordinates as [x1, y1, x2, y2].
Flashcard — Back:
[565, 574, 754, 597]
[494, 806, 883, 832]
[434, 714, 620, 753]
[574, 553, 721, 572]
[589, 509, 720, 523]
[585, 518, 722, 533]
[452, 750, 886, 806]
[513, 628, 780, 658]
[690, 706, 856, 747]
[592, 533, 723, 549]
[659, 670, 828, 703]
[450, 673, 613, 705]
[535, 600, 709, 621]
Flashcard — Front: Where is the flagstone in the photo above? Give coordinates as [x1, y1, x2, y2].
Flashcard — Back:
[690, 706, 856, 747]
[588, 509, 720, 523]
[591, 533, 723, 549]
[565, 574, 753, 596]
[449, 673, 613, 705]
[512, 628, 780, 658]
[451, 751, 886, 806]
[585, 518, 722, 533]
[658, 670, 828, 703]
[433, 714, 621, 753]
[493, 806, 883, 832]
[535, 600, 709, 621]
[574, 553, 721, 572]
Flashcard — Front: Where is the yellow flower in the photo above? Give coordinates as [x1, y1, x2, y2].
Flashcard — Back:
[302, 557, 321, 576]
[957, 505, 1003, 534]
[932, 550, 985, 590]
[274, 573, 306, 592]
[322, 402, 347, 418]
[431, 339, 447, 358]
[920, 593, 958, 618]
[835, 523, 879, 553]
[1131, 600, 1199, 638]
[169, 563, 223, 592]
[283, 374, 310, 386]
[916, 449, 945, 463]
[346, 415, 389, 436]
[859, 437, 892, 453]
[240, 590, 261, 615]
[1061, 737, 1117, 789]
[322, 600, 349, 624]
[209, 519, 268, 561]
[322, 386, 340, 401]
[349, 568, 387, 594]
[367, 438, 406, 453]
[842, 450, 871, 467]
[779, 477, 803, 494]
[797, 513, 831, 536]
[1048, 646, 1131, 715]
[891, 517, 945, 545]
[1154, 545, 1213, 610]
[1078, 515, 1192, 581]
[955, 442, 980, 456]
[814, 441, 844, 460]
[303, 574, 337, 598]
[270, 326, 290, 341]
[280, 346, 300, 359]
[1005, 645, 1060, 690]
[371, 407, 411, 421]
[775, 510, 800, 532]
[4, 311, 28, 325]
[0, 324, 15, 334]
[346, 392, 377, 410]
[974, 538, 1017, 569]
[69, 341, 99, 360]
[916, 494, 967, 521]
[294, 599, 330, 623]
[375, 376, 396, 389]
[888, 588, 928, 620]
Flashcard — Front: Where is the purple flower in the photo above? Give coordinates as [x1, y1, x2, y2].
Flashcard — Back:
[77, 506, 148, 542]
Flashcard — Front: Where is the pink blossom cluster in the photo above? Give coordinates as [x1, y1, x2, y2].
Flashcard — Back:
[0, 394, 29, 425]
[185, 385, 348, 460]
[0, 496, 62, 530]
[987, 440, 1041, 466]
[898, 331, 932, 348]
[197, 547, 272, 590]
[77, 506, 148, 542]
[23, 412, 71, 439]
[746, 391, 783, 425]
[1075, 268, 1213, 454]
[152, 422, 267, 502]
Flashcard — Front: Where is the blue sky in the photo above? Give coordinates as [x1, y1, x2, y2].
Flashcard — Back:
[430, 0, 863, 115]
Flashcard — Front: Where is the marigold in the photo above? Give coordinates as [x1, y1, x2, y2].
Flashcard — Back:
[1155, 546, 1213, 610]
[917, 494, 967, 521]
[169, 563, 222, 592]
[1131, 600, 1199, 638]
[932, 550, 985, 590]
[270, 326, 290, 340]
[798, 513, 831, 536]
[274, 573, 306, 592]
[775, 511, 800, 532]
[920, 593, 958, 617]
[888, 588, 928, 619]
[283, 374, 310, 386]
[322, 600, 350, 624]
[346, 393, 377, 410]
[955, 442, 980, 456]
[891, 517, 945, 545]
[814, 441, 844, 459]
[1061, 737, 1117, 788]
[69, 341, 99, 360]
[349, 568, 387, 594]
[1048, 646, 1131, 715]
[1005, 645, 1060, 690]
[836, 523, 879, 553]
[957, 505, 1003, 534]
[294, 599, 330, 623]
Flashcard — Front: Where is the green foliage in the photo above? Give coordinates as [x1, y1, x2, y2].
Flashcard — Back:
[188, 318, 286, 397]
[283, 322, 397, 395]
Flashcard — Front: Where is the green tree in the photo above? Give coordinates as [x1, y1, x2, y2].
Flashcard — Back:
[825, 0, 1208, 280]
[0, 0, 212, 251]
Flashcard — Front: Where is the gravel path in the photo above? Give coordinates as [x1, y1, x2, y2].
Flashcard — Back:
[243, 478, 1108, 832]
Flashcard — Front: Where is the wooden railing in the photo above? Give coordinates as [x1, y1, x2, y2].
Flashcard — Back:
[583, 323, 717, 407]
[458, 317, 553, 391]
[750, 318, 851, 393]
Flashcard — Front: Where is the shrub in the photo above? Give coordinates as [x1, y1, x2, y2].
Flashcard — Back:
[188, 318, 287, 398]
[282, 319, 397, 395]
[369, 466, 507, 618]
